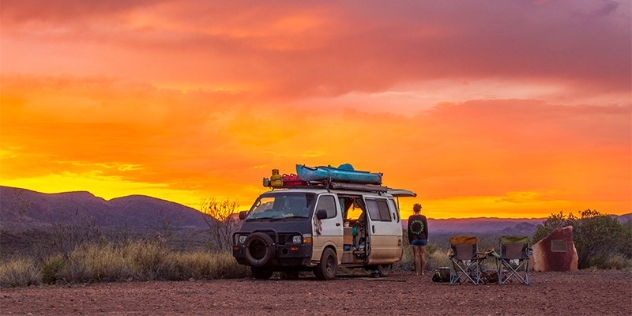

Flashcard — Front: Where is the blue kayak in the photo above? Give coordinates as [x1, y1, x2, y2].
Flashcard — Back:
[296, 164, 382, 185]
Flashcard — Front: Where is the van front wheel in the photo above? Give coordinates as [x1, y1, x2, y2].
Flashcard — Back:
[314, 248, 337, 280]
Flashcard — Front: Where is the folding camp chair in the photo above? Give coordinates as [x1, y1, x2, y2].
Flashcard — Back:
[497, 235, 531, 285]
[449, 235, 481, 285]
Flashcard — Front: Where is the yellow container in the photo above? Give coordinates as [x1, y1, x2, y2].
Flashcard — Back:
[270, 169, 283, 187]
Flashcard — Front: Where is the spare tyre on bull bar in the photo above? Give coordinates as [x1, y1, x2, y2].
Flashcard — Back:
[232, 171, 416, 280]
[243, 232, 275, 267]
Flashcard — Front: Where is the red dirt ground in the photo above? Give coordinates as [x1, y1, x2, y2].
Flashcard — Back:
[1, 270, 630, 315]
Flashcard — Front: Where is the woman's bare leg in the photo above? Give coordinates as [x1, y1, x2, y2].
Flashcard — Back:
[420, 246, 427, 275]
[412, 246, 420, 275]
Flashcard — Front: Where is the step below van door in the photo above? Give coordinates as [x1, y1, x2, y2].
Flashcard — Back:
[365, 198, 403, 265]
[311, 194, 343, 262]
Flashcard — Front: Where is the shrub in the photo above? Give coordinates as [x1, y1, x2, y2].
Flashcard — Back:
[41, 255, 66, 284]
[0, 258, 41, 287]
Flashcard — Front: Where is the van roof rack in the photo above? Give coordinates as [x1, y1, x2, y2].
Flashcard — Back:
[325, 181, 388, 193]
[271, 179, 389, 193]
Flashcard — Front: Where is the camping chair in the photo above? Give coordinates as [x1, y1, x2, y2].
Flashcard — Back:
[449, 235, 481, 285]
[497, 236, 531, 285]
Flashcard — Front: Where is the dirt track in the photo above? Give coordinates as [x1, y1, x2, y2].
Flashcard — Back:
[1, 270, 631, 315]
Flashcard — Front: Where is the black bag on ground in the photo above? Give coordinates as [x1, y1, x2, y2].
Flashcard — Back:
[432, 271, 444, 282]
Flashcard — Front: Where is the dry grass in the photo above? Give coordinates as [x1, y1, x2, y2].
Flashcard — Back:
[590, 254, 632, 270]
[2, 238, 629, 287]
[1, 240, 250, 287]
[394, 243, 452, 272]
[0, 257, 41, 287]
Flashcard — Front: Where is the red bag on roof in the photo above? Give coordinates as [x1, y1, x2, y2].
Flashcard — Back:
[282, 174, 306, 186]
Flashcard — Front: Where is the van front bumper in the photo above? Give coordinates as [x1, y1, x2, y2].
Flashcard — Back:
[233, 243, 313, 267]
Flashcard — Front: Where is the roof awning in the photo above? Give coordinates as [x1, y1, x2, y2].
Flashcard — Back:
[387, 189, 417, 197]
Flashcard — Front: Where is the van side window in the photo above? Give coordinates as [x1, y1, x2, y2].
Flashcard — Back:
[316, 195, 337, 219]
[366, 199, 391, 222]
[366, 199, 379, 221]
[377, 199, 391, 221]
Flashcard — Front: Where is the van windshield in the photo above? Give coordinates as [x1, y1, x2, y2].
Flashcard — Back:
[247, 192, 317, 219]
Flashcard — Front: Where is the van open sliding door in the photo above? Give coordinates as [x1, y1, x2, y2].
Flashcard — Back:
[365, 198, 403, 265]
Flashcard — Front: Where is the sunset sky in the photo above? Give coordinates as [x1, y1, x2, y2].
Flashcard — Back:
[1, 0, 630, 219]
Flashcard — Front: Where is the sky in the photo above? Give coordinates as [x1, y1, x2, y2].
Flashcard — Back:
[1, 0, 630, 219]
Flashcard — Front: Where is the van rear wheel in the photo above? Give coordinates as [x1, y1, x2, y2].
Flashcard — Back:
[377, 264, 391, 277]
[314, 248, 337, 280]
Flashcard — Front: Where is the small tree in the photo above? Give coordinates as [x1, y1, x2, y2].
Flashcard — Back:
[200, 198, 240, 252]
[573, 210, 630, 268]
[532, 211, 577, 244]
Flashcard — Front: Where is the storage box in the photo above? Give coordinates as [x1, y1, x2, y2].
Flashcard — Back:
[343, 227, 353, 244]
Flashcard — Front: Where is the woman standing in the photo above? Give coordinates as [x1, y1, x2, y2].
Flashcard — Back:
[408, 203, 428, 275]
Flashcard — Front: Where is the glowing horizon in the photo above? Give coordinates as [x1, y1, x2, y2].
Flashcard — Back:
[1, 0, 630, 219]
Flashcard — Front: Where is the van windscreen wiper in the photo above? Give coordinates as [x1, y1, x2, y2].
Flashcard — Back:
[270, 215, 308, 222]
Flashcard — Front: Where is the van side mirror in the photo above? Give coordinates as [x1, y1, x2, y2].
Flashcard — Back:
[316, 209, 328, 220]
[239, 211, 249, 220]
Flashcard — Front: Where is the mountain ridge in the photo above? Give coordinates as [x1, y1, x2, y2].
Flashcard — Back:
[0, 185, 208, 230]
[2, 185, 629, 234]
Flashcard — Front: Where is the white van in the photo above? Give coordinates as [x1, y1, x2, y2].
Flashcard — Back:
[232, 183, 416, 280]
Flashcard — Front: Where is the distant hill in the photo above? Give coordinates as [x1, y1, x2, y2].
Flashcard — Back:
[3, 185, 629, 235]
[0, 186, 208, 230]
[613, 213, 632, 224]
[401, 218, 545, 236]
[402, 212, 632, 236]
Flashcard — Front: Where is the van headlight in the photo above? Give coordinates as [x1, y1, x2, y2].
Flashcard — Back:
[235, 234, 247, 244]
[292, 235, 302, 244]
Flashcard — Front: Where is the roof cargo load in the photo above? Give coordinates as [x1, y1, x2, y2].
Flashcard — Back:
[296, 164, 382, 185]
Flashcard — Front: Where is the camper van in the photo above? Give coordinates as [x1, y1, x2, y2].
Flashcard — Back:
[232, 170, 416, 280]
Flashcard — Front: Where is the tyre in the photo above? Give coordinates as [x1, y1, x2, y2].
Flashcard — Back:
[251, 267, 273, 280]
[314, 248, 337, 280]
[244, 232, 275, 267]
[377, 264, 391, 277]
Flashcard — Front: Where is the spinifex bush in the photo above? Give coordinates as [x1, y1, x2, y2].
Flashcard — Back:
[41, 255, 66, 284]
[127, 240, 170, 281]
[0, 257, 41, 287]
[51, 240, 249, 284]
[393, 240, 450, 272]
[60, 243, 135, 283]
[589, 255, 632, 270]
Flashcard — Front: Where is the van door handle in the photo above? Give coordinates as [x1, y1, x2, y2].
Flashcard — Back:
[336, 223, 341, 226]
[372, 225, 375, 233]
